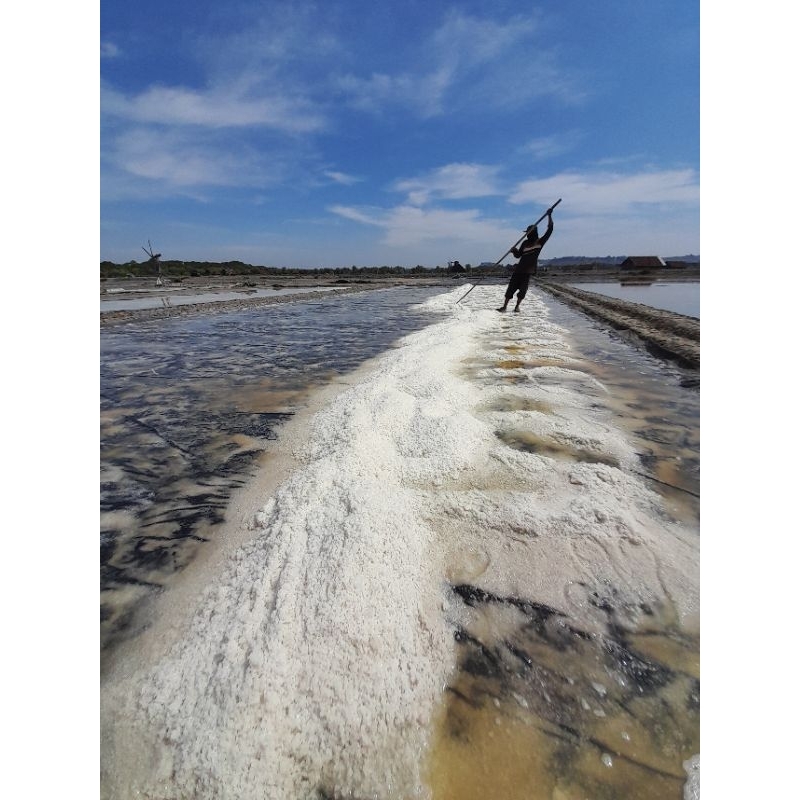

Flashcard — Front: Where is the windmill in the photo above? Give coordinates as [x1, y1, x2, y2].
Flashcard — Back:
[142, 240, 163, 286]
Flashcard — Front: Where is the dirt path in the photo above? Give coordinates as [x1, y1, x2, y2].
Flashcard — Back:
[536, 281, 700, 370]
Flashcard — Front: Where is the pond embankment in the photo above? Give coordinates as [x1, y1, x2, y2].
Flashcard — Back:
[536, 281, 700, 371]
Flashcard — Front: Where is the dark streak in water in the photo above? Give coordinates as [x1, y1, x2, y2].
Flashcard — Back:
[444, 579, 699, 792]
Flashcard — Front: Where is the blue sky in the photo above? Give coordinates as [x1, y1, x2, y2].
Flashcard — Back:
[100, 0, 699, 267]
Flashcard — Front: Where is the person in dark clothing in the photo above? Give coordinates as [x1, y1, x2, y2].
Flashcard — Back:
[497, 210, 554, 312]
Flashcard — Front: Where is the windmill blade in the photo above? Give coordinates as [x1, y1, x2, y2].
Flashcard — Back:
[142, 246, 152, 257]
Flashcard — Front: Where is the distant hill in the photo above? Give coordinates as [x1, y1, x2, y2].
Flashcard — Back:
[542, 255, 700, 267]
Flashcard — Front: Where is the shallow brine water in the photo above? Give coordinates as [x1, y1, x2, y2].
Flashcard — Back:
[566, 281, 700, 319]
[101, 285, 699, 800]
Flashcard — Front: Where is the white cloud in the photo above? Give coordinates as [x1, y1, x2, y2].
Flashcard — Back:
[329, 163, 700, 265]
[505, 168, 700, 256]
[102, 3, 340, 138]
[103, 128, 283, 196]
[385, 206, 515, 248]
[543, 210, 699, 257]
[102, 84, 325, 133]
[393, 163, 503, 205]
[329, 203, 517, 251]
[100, 6, 332, 200]
[327, 205, 384, 227]
[510, 168, 699, 215]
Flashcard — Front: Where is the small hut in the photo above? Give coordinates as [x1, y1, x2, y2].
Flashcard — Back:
[620, 256, 666, 270]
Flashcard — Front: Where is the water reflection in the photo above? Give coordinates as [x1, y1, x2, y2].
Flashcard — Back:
[566, 281, 700, 319]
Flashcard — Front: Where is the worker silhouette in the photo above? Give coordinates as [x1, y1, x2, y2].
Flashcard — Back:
[497, 210, 554, 312]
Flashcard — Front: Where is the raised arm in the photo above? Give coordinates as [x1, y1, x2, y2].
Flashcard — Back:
[539, 212, 554, 246]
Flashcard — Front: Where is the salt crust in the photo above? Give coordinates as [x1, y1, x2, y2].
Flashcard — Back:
[102, 286, 699, 799]
[683, 754, 700, 800]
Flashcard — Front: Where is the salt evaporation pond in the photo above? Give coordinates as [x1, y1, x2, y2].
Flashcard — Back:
[568, 280, 700, 319]
[101, 284, 699, 800]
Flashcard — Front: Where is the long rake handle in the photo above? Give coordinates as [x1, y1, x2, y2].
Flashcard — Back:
[455, 199, 561, 304]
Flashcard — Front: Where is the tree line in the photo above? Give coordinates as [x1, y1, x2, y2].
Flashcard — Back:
[99, 260, 487, 279]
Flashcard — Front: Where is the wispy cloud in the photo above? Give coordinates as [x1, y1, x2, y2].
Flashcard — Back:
[101, 41, 121, 59]
[103, 128, 285, 198]
[323, 170, 362, 186]
[393, 163, 503, 205]
[431, 8, 537, 60]
[101, 6, 581, 205]
[329, 203, 517, 250]
[336, 9, 581, 117]
[102, 84, 325, 133]
[194, 2, 343, 80]
[542, 210, 699, 258]
[328, 205, 384, 227]
[510, 168, 699, 214]
[335, 68, 455, 118]
[520, 132, 583, 160]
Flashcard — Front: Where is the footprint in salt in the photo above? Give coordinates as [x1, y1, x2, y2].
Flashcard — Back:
[446, 548, 491, 583]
